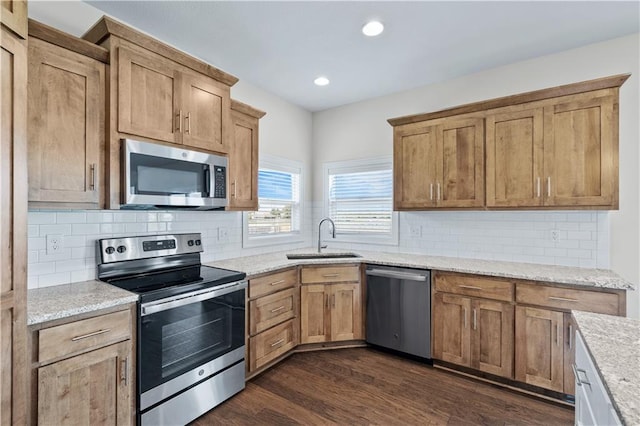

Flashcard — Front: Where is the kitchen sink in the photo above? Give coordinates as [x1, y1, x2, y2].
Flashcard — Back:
[286, 252, 361, 260]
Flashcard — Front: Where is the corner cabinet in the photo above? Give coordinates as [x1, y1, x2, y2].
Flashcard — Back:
[390, 74, 628, 211]
[27, 21, 107, 208]
[228, 100, 266, 211]
[300, 265, 363, 344]
[0, 23, 28, 426]
[31, 307, 135, 425]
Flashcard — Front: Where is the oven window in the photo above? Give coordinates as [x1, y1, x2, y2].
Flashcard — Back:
[131, 153, 208, 196]
[140, 288, 244, 393]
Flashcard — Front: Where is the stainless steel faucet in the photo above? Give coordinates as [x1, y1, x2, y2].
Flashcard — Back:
[318, 217, 336, 253]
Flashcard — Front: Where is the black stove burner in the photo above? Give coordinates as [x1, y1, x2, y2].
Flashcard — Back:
[105, 264, 246, 303]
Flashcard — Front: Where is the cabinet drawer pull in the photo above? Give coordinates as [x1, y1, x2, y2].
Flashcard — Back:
[270, 306, 286, 313]
[473, 308, 477, 330]
[89, 164, 96, 191]
[556, 323, 560, 346]
[430, 183, 434, 201]
[536, 177, 541, 198]
[548, 296, 579, 303]
[463, 308, 467, 329]
[322, 273, 340, 278]
[270, 338, 285, 347]
[568, 325, 573, 349]
[270, 279, 285, 286]
[547, 176, 551, 197]
[458, 285, 482, 291]
[437, 182, 441, 201]
[71, 328, 111, 341]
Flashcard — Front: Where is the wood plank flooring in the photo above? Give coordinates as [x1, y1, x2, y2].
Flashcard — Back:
[192, 348, 574, 425]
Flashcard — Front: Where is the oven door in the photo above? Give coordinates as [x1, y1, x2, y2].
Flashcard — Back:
[139, 280, 246, 411]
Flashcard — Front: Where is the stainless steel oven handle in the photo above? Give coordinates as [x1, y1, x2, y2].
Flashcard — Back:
[365, 269, 428, 282]
[141, 280, 247, 316]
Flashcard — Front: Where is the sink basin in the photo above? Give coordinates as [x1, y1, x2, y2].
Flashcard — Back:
[286, 252, 361, 260]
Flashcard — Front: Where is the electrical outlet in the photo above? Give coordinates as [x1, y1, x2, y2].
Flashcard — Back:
[46, 234, 64, 254]
[550, 229, 560, 241]
[217, 227, 229, 242]
[409, 225, 422, 238]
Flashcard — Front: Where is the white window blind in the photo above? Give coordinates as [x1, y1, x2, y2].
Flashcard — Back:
[327, 165, 393, 236]
[247, 168, 301, 237]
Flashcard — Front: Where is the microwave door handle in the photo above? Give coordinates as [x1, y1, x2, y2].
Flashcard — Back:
[204, 167, 211, 196]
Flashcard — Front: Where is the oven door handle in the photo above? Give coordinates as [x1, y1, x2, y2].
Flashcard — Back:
[141, 280, 247, 316]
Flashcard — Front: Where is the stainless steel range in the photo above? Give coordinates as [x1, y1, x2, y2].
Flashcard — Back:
[97, 233, 246, 425]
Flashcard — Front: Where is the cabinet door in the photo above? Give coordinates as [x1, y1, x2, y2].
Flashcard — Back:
[300, 285, 330, 344]
[563, 313, 577, 395]
[1, 26, 28, 426]
[471, 299, 514, 378]
[515, 306, 564, 392]
[228, 109, 258, 210]
[486, 108, 544, 207]
[38, 341, 132, 425]
[179, 73, 231, 153]
[543, 94, 616, 207]
[1, 0, 27, 39]
[393, 122, 439, 209]
[330, 283, 362, 342]
[28, 39, 104, 206]
[118, 46, 180, 144]
[432, 293, 471, 367]
[436, 118, 485, 208]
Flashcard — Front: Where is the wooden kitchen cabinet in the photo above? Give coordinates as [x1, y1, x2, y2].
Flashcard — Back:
[1, 23, 28, 425]
[432, 272, 514, 379]
[27, 22, 107, 208]
[228, 100, 266, 211]
[247, 268, 299, 374]
[30, 307, 135, 425]
[1, 0, 27, 39]
[300, 265, 362, 344]
[393, 117, 484, 210]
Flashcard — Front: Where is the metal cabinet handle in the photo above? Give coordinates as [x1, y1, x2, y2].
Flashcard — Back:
[556, 323, 560, 346]
[572, 364, 591, 388]
[437, 182, 441, 201]
[322, 273, 340, 278]
[121, 357, 128, 386]
[71, 328, 111, 341]
[270, 338, 285, 347]
[270, 279, 285, 286]
[332, 294, 336, 308]
[270, 306, 286, 313]
[458, 285, 482, 291]
[548, 296, 579, 303]
[536, 177, 541, 198]
[463, 308, 467, 329]
[473, 308, 477, 330]
[185, 112, 191, 134]
[176, 110, 182, 133]
[89, 164, 96, 191]
[430, 183, 434, 201]
[547, 176, 551, 197]
[569, 325, 573, 349]
[232, 180, 237, 198]
[326, 294, 329, 309]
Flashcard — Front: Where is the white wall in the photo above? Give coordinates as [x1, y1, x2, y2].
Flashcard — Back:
[312, 34, 640, 318]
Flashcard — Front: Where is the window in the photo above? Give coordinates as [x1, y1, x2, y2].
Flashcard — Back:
[243, 155, 303, 247]
[324, 157, 398, 245]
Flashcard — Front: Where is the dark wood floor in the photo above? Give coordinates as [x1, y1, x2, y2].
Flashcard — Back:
[193, 348, 574, 425]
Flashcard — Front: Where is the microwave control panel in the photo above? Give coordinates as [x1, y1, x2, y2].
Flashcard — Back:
[214, 166, 226, 198]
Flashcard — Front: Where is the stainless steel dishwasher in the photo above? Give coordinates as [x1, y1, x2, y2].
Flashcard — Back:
[365, 265, 431, 359]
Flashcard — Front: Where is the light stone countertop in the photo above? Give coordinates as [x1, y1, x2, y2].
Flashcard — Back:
[572, 311, 640, 426]
[28, 280, 138, 326]
[207, 248, 635, 290]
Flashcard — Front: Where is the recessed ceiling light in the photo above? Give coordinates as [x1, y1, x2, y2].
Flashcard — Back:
[314, 76, 330, 86]
[362, 21, 384, 37]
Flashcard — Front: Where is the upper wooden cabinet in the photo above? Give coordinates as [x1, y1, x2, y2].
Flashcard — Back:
[228, 100, 266, 211]
[83, 16, 238, 208]
[1, 0, 27, 38]
[394, 117, 484, 210]
[390, 74, 629, 211]
[28, 22, 107, 208]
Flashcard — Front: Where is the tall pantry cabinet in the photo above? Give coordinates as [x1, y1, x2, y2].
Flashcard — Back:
[0, 0, 29, 424]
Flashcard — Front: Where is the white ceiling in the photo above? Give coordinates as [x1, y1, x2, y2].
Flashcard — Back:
[81, 1, 639, 112]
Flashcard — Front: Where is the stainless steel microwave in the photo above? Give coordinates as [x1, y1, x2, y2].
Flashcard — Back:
[122, 139, 227, 210]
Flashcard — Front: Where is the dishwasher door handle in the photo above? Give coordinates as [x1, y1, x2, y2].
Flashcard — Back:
[366, 269, 428, 282]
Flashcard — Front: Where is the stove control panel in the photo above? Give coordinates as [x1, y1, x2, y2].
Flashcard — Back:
[98, 233, 203, 264]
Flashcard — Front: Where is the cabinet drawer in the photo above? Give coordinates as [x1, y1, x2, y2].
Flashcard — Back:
[250, 319, 296, 371]
[250, 268, 297, 299]
[301, 265, 360, 284]
[434, 272, 514, 302]
[516, 283, 621, 315]
[250, 288, 297, 336]
[38, 309, 132, 364]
